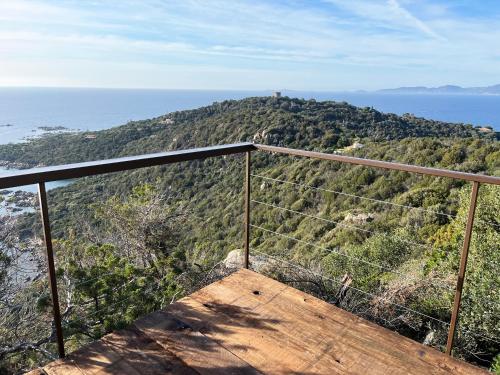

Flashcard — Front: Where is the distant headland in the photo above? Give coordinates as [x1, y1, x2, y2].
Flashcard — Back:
[377, 84, 500, 95]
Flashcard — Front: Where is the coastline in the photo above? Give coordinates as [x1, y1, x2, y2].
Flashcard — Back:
[0, 90, 499, 146]
[0, 160, 33, 170]
[0, 165, 72, 211]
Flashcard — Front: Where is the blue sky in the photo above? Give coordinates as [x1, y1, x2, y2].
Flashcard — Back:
[1, 0, 499, 90]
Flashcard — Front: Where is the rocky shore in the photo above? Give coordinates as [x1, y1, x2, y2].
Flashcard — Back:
[0, 160, 33, 169]
[0, 190, 37, 214]
[1, 214, 44, 286]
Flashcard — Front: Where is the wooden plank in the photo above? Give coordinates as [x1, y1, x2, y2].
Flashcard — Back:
[182, 271, 376, 373]
[258, 272, 485, 375]
[254, 282, 467, 374]
[134, 309, 261, 374]
[24, 369, 46, 375]
[99, 328, 196, 375]
[43, 358, 85, 375]
[175, 269, 487, 375]
[35, 268, 488, 375]
[214, 270, 436, 373]
[171, 287, 379, 374]
[93, 361, 142, 375]
[167, 296, 321, 374]
[58, 339, 122, 374]
[246, 269, 485, 374]
[275, 289, 447, 374]
[42, 328, 196, 375]
[188, 269, 289, 311]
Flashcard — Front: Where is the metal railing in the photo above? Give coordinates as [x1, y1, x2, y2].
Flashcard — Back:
[0, 142, 499, 360]
[248, 144, 499, 357]
[0, 142, 254, 359]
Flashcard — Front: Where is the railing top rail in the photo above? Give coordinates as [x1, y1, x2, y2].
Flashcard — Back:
[254, 144, 500, 186]
[1, 142, 498, 190]
[0, 142, 255, 189]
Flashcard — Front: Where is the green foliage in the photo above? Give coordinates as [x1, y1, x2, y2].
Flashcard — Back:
[1, 97, 498, 372]
[0, 252, 10, 287]
[492, 354, 500, 374]
[48, 184, 188, 351]
[430, 184, 500, 361]
[0, 97, 495, 168]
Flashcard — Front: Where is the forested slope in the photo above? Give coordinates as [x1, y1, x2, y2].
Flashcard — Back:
[0, 96, 495, 167]
[1, 97, 499, 373]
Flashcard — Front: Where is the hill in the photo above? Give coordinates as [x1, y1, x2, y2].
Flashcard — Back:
[0, 96, 499, 373]
[378, 84, 500, 95]
[0, 96, 494, 168]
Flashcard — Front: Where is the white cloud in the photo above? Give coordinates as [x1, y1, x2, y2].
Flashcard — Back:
[0, 0, 499, 89]
[386, 0, 445, 40]
[323, 0, 445, 39]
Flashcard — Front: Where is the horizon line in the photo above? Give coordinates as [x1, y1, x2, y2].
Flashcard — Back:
[0, 85, 499, 93]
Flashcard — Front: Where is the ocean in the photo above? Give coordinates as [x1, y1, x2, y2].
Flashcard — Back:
[0, 88, 499, 146]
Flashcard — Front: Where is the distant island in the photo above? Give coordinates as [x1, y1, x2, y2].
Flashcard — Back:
[378, 84, 500, 95]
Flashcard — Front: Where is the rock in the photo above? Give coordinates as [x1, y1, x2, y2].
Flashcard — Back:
[423, 330, 435, 346]
[0, 160, 32, 169]
[161, 118, 174, 125]
[253, 129, 270, 142]
[222, 249, 280, 273]
[343, 212, 375, 224]
[38, 126, 69, 132]
[223, 249, 245, 269]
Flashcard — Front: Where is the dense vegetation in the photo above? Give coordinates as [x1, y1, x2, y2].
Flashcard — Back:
[0, 97, 498, 373]
[0, 96, 496, 168]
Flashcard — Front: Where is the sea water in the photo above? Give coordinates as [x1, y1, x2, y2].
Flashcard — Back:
[0, 88, 498, 147]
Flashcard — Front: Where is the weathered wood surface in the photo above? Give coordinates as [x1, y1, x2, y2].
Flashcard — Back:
[27, 269, 487, 374]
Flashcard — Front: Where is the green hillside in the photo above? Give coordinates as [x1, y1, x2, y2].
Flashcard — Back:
[0, 97, 499, 373]
[0, 96, 495, 167]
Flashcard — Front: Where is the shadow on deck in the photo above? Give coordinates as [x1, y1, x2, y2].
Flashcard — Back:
[28, 269, 486, 375]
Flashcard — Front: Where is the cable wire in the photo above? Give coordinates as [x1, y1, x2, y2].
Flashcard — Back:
[252, 173, 500, 230]
[251, 224, 452, 291]
[251, 199, 436, 252]
[251, 249, 450, 325]
[252, 174, 456, 218]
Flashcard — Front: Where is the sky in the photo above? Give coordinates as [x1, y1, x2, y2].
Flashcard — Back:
[1, 0, 500, 90]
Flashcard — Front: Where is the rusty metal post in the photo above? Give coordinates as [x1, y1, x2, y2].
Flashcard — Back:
[38, 182, 65, 358]
[445, 181, 480, 355]
[244, 151, 251, 269]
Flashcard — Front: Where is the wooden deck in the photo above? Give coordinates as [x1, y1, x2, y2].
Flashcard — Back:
[28, 269, 486, 374]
